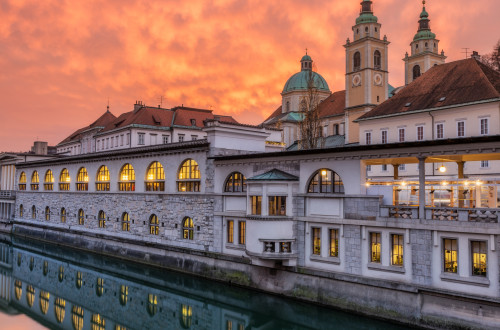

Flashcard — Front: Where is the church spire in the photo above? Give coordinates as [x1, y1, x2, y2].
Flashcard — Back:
[356, 0, 378, 25]
[300, 50, 313, 71]
[414, 0, 436, 41]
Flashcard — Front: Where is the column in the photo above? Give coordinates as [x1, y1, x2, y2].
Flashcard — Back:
[418, 157, 426, 219]
[393, 164, 399, 205]
[457, 161, 465, 207]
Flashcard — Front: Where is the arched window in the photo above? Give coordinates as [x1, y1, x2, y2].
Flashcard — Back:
[55, 297, 66, 323]
[59, 168, 70, 191]
[31, 171, 39, 190]
[98, 210, 106, 228]
[29, 257, 34, 271]
[45, 206, 50, 221]
[353, 52, 361, 71]
[14, 280, 22, 300]
[76, 167, 89, 191]
[19, 204, 24, 218]
[147, 294, 157, 317]
[58, 265, 64, 282]
[374, 50, 381, 69]
[96, 278, 104, 296]
[300, 99, 307, 112]
[149, 214, 159, 235]
[26, 285, 35, 307]
[72, 306, 84, 330]
[96, 165, 110, 191]
[413, 65, 421, 80]
[31, 205, 36, 220]
[145, 161, 165, 191]
[61, 208, 66, 223]
[40, 291, 50, 314]
[75, 271, 83, 289]
[182, 217, 194, 240]
[307, 169, 344, 193]
[43, 260, 48, 276]
[122, 212, 130, 231]
[19, 172, 26, 190]
[286, 101, 290, 112]
[78, 209, 85, 225]
[180, 305, 193, 329]
[91, 314, 105, 330]
[44, 170, 54, 190]
[119, 164, 135, 191]
[224, 172, 246, 192]
[120, 285, 128, 306]
[177, 159, 200, 192]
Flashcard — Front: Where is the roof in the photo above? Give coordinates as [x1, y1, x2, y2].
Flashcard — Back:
[247, 168, 299, 181]
[286, 135, 346, 151]
[283, 71, 330, 94]
[317, 90, 346, 118]
[357, 59, 500, 121]
[58, 110, 117, 145]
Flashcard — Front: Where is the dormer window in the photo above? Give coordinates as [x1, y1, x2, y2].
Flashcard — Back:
[190, 119, 196, 126]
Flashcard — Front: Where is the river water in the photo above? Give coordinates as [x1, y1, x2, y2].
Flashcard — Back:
[0, 235, 410, 329]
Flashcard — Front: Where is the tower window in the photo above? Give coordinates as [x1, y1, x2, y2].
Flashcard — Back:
[375, 27, 378, 32]
[374, 50, 381, 69]
[353, 52, 361, 71]
[365, 27, 368, 32]
[413, 65, 421, 80]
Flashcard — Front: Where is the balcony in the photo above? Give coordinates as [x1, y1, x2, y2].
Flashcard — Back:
[379, 205, 499, 223]
[0, 191, 15, 200]
[245, 239, 297, 266]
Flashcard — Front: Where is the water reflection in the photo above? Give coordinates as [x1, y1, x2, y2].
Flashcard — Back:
[0, 235, 407, 329]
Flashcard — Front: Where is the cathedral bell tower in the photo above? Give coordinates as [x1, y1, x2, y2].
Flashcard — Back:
[404, 1, 446, 85]
[344, 0, 389, 144]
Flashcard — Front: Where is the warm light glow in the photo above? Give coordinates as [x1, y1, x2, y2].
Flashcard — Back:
[365, 182, 370, 187]
[123, 175, 128, 181]
[438, 165, 446, 173]
[147, 174, 154, 180]
[476, 180, 483, 186]
[441, 181, 448, 186]
[401, 181, 407, 187]
[65, 177, 70, 182]
[464, 181, 470, 186]
[84, 175, 89, 182]
[321, 170, 327, 176]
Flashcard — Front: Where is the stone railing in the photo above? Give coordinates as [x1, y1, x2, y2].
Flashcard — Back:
[247, 239, 296, 260]
[468, 208, 499, 223]
[380, 205, 499, 223]
[379, 206, 419, 219]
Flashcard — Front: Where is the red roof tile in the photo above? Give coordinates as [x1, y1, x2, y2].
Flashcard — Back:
[100, 106, 175, 133]
[317, 90, 346, 118]
[58, 110, 117, 145]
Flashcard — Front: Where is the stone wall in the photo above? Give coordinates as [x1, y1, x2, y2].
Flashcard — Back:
[343, 196, 381, 220]
[411, 229, 433, 286]
[343, 225, 362, 274]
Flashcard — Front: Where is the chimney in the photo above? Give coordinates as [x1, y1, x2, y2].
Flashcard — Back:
[134, 100, 143, 112]
[471, 51, 481, 60]
[31, 141, 48, 155]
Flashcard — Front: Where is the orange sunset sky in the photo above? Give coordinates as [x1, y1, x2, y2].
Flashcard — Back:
[0, 0, 499, 152]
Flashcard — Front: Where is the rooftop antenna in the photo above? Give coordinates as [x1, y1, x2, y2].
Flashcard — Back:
[106, 97, 110, 112]
[158, 95, 166, 108]
[462, 48, 470, 59]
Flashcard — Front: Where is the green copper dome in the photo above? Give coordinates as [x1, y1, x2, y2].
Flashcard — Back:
[356, 13, 378, 25]
[301, 54, 312, 62]
[413, 3, 435, 41]
[413, 30, 436, 41]
[282, 71, 330, 94]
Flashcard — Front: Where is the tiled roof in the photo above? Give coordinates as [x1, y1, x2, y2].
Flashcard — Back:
[358, 59, 500, 121]
[317, 90, 346, 118]
[58, 110, 117, 145]
[263, 105, 283, 124]
[247, 168, 299, 181]
[286, 134, 346, 151]
[100, 106, 174, 133]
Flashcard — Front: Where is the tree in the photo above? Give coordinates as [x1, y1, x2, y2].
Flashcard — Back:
[298, 71, 324, 150]
[481, 40, 500, 72]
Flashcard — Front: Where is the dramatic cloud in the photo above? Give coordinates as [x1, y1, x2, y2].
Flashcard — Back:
[0, 0, 498, 151]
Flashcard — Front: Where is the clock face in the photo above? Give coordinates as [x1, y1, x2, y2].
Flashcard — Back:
[374, 73, 383, 86]
[352, 74, 361, 87]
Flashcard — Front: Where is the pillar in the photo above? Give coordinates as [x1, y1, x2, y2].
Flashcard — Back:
[457, 161, 465, 207]
[418, 157, 426, 219]
[393, 164, 399, 205]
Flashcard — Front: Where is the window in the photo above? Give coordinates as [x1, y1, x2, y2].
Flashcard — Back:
[480, 118, 489, 135]
[26, 285, 35, 307]
[138, 133, 145, 145]
[96, 278, 104, 296]
[75, 272, 83, 289]
[72, 306, 84, 330]
[122, 212, 130, 231]
[126, 133, 130, 145]
[471, 241, 487, 276]
[374, 50, 381, 69]
[224, 172, 246, 192]
[19, 204, 23, 218]
[43, 260, 48, 275]
[31, 171, 39, 190]
[443, 238, 458, 273]
[268, 196, 286, 216]
[98, 210, 106, 228]
[121, 134, 124, 146]
[334, 124, 339, 135]
[177, 159, 200, 192]
[251, 196, 261, 215]
[413, 65, 421, 80]
[398, 128, 405, 142]
[191, 135, 198, 141]
[238, 221, 246, 245]
[19, 172, 26, 190]
[300, 99, 307, 112]
[15, 280, 22, 300]
[227, 220, 234, 243]
[436, 123, 444, 139]
[181, 305, 193, 329]
[54, 298, 66, 323]
[96, 165, 110, 191]
[120, 285, 128, 306]
[147, 294, 158, 316]
[457, 121, 465, 137]
[58, 265, 64, 282]
[312, 227, 321, 255]
[182, 217, 194, 240]
[32, 205, 36, 219]
[149, 214, 159, 235]
[286, 101, 290, 112]
[381, 130, 387, 144]
[45, 206, 50, 221]
[416, 126, 424, 141]
[370, 232, 381, 263]
[146, 161, 165, 191]
[40, 291, 50, 314]
[353, 52, 361, 71]
[178, 134, 185, 142]
[119, 164, 135, 191]
[366, 165, 371, 172]
[391, 234, 404, 266]
[59, 168, 70, 191]
[110, 137, 114, 148]
[76, 167, 89, 191]
[78, 209, 85, 225]
[399, 164, 406, 171]
[162, 135, 169, 144]
[329, 229, 339, 257]
[307, 169, 344, 193]
[91, 314, 105, 330]
[365, 132, 371, 145]
[44, 170, 54, 190]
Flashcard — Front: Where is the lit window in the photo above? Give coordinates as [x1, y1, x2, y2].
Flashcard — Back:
[96, 165, 110, 191]
[76, 167, 89, 191]
[177, 159, 200, 192]
[19, 204, 24, 218]
[119, 164, 135, 191]
[443, 238, 458, 273]
[381, 130, 387, 144]
[138, 133, 145, 145]
[329, 229, 339, 257]
[40, 291, 50, 314]
[76, 271, 83, 289]
[365, 132, 371, 145]
[19, 171, 26, 190]
[122, 212, 130, 231]
[149, 214, 159, 235]
[120, 285, 128, 306]
[72, 306, 84, 330]
[307, 169, 344, 193]
[268, 196, 286, 216]
[480, 118, 489, 135]
[181, 304, 193, 329]
[471, 241, 487, 276]
[32, 205, 36, 220]
[96, 278, 104, 296]
[91, 313, 105, 330]
[399, 128, 405, 142]
[182, 217, 194, 240]
[78, 209, 85, 225]
[224, 172, 246, 192]
[26, 285, 35, 307]
[54, 297, 66, 323]
[59, 168, 70, 191]
[227, 220, 234, 243]
[436, 123, 444, 139]
[391, 234, 404, 266]
[312, 227, 321, 255]
[370, 232, 381, 263]
[15, 280, 22, 300]
[374, 50, 381, 69]
[416, 126, 424, 141]
[31, 171, 39, 190]
[57, 265, 64, 282]
[61, 207, 66, 223]
[147, 294, 157, 316]
[457, 121, 465, 137]
[145, 161, 165, 191]
[45, 206, 50, 221]
[238, 221, 246, 245]
[250, 196, 262, 215]
[98, 210, 106, 228]
[353, 51, 361, 71]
